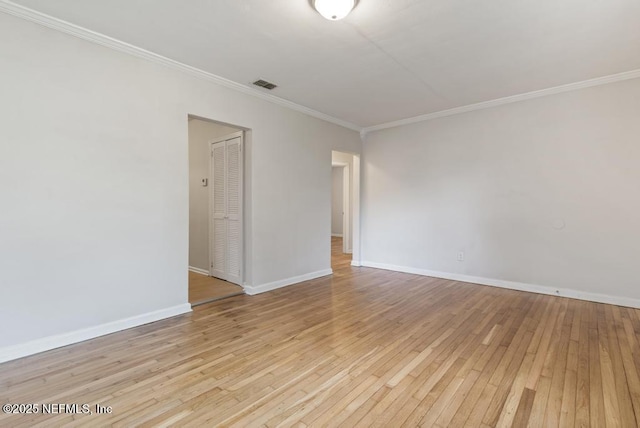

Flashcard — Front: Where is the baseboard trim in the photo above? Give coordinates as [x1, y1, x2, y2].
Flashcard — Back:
[0, 304, 192, 364]
[331, 233, 343, 238]
[351, 261, 362, 267]
[360, 261, 640, 309]
[244, 269, 333, 295]
[188, 266, 210, 276]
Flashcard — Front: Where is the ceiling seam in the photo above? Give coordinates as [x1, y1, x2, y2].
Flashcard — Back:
[346, 21, 445, 101]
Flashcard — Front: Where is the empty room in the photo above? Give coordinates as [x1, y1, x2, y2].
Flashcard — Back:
[1, 0, 639, 426]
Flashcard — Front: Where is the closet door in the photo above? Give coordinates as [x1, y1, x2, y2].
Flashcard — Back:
[225, 137, 242, 285]
[209, 134, 243, 285]
[210, 141, 227, 280]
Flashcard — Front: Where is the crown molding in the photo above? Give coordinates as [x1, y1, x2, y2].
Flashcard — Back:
[3, 0, 639, 136]
[363, 68, 640, 134]
[0, 0, 362, 132]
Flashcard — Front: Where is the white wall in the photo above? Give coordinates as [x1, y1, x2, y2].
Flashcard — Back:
[0, 12, 361, 359]
[362, 77, 640, 306]
[331, 167, 344, 236]
[188, 119, 239, 272]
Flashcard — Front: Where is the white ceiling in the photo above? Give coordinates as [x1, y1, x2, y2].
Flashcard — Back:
[9, 0, 640, 128]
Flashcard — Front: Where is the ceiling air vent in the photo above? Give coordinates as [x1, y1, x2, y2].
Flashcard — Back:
[253, 79, 277, 90]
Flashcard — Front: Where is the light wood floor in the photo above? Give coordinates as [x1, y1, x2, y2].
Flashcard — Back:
[331, 236, 352, 271]
[2, 241, 640, 426]
[188, 271, 244, 306]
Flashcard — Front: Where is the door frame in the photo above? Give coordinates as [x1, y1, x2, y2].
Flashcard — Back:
[209, 131, 244, 285]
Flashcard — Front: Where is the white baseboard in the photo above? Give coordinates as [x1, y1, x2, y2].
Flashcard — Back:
[360, 261, 640, 309]
[244, 269, 333, 295]
[188, 266, 210, 276]
[331, 233, 343, 238]
[0, 304, 192, 364]
[351, 261, 362, 267]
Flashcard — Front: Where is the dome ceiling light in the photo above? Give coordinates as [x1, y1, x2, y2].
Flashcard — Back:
[314, 0, 356, 21]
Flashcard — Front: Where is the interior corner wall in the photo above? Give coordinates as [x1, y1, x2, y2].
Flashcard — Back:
[188, 119, 239, 272]
[361, 77, 640, 305]
[0, 12, 361, 358]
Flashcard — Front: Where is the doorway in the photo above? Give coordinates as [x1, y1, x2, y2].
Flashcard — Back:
[331, 150, 359, 271]
[188, 116, 245, 306]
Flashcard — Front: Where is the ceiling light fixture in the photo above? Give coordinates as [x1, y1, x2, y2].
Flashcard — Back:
[314, 0, 355, 21]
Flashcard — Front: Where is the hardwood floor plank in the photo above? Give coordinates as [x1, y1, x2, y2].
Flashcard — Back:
[483, 330, 534, 426]
[526, 375, 552, 428]
[589, 324, 607, 427]
[403, 357, 467, 426]
[605, 305, 638, 426]
[616, 308, 640, 422]
[598, 305, 623, 427]
[494, 352, 535, 427]
[575, 301, 591, 427]
[433, 369, 481, 428]
[543, 302, 573, 427]
[511, 387, 536, 427]
[559, 338, 578, 427]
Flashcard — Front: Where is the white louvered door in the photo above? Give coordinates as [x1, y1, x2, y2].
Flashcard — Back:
[224, 137, 242, 285]
[211, 142, 227, 280]
[210, 134, 243, 286]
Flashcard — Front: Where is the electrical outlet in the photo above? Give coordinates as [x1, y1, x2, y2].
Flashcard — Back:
[457, 252, 465, 262]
